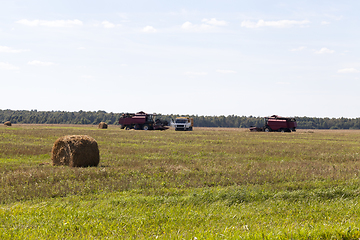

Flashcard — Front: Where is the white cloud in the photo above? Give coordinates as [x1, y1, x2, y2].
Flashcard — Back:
[181, 21, 212, 32]
[184, 71, 208, 76]
[315, 47, 335, 54]
[101, 21, 116, 28]
[217, 69, 237, 74]
[120, 64, 128, 67]
[16, 19, 40, 27]
[117, 13, 130, 23]
[290, 46, 306, 52]
[241, 19, 310, 28]
[321, 21, 330, 25]
[0, 62, 19, 70]
[0, 46, 30, 53]
[77, 47, 86, 50]
[181, 21, 194, 29]
[27, 60, 54, 66]
[142, 26, 157, 33]
[16, 19, 83, 27]
[182, 18, 227, 32]
[202, 18, 228, 26]
[337, 68, 359, 73]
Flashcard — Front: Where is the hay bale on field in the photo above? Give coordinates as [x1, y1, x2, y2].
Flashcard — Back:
[51, 135, 100, 167]
[98, 122, 108, 129]
[4, 121, 11, 126]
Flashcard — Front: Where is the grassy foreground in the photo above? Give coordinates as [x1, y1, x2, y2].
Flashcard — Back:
[1, 125, 360, 239]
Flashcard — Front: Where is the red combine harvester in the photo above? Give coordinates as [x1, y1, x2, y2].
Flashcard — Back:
[250, 115, 297, 132]
[118, 111, 169, 130]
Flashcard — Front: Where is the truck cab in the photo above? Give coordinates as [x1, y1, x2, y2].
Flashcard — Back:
[171, 117, 194, 131]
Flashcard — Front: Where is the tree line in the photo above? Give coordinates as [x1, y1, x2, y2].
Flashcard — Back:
[1, 109, 360, 129]
[0, 110, 121, 125]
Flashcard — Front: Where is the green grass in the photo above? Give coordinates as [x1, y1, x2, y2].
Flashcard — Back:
[1, 125, 360, 239]
[2, 187, 360, 239]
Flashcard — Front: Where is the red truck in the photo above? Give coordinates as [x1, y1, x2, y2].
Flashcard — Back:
[118, 111, 169, 130]
[250, 115, 297, 132]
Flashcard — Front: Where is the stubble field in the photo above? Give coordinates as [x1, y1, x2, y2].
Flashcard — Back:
[1, 124, 360, 239]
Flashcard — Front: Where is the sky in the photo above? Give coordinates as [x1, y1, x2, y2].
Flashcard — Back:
[1, 0, 359, 118]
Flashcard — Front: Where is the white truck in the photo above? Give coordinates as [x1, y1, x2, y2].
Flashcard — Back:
[171, 117, 194, 131]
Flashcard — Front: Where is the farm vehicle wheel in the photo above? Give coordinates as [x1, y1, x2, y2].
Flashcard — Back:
[264, 127, 271, 132]
[142, 124, 149, 130]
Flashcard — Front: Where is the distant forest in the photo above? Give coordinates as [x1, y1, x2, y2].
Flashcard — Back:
[1, 109, 360, 129]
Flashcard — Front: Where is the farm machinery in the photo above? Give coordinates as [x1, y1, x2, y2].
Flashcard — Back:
[249, 115, 297, 132]
[118, 111, 169, 130]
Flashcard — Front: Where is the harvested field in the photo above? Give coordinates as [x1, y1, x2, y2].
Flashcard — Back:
[1, 125, 360, 239]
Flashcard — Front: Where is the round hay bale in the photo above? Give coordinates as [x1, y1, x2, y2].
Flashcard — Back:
[98, 122, 108, 129]
[51, 135, 100, 167]
[4, 121, 11, 126]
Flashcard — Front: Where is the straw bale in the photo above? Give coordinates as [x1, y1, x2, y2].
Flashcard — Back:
[98, 122, 108, 129]
[51, 135, 100, 167]
[4, 121, 11, 126]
